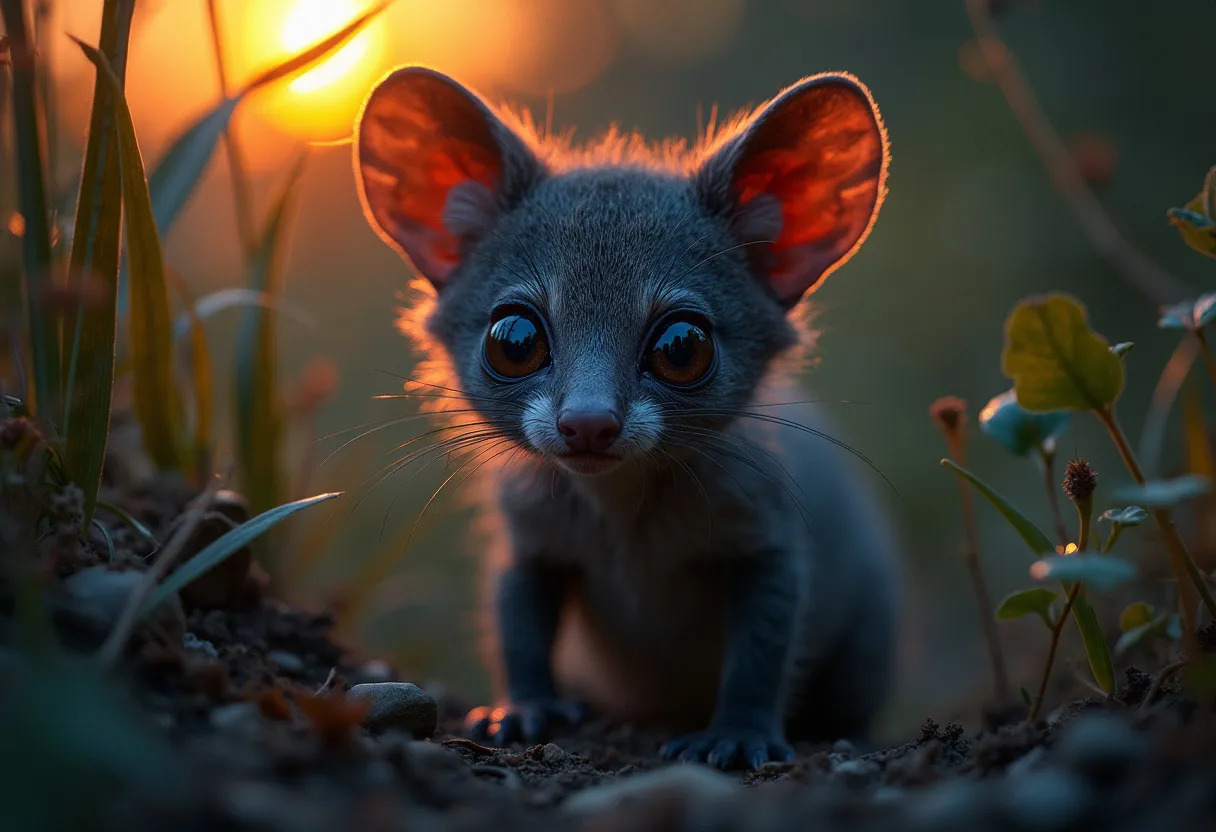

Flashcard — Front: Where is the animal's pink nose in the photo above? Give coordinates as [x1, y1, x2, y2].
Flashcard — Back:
[557, 409, 621, 453]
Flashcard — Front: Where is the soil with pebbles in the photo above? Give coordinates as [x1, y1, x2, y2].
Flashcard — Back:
[3, 474, 1216, 831]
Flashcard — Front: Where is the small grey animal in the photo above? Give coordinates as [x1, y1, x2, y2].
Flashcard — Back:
[354, 66, 901, 770]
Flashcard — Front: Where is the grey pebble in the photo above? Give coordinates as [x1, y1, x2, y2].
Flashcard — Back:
[832, 758, 881, 790]
[57, 566, 184, 647]
[183, 632, 219, 659]
[540, 743, 573, 765]
[266, 650, 306, 675]
[1001, 769, 1090, 832]
[1053, 711, 1146, 784]
[832, 738, 856, 756]
[562, 765, 739, 816]
[347, 682, 438, 739]
[210, 702, 262, 732]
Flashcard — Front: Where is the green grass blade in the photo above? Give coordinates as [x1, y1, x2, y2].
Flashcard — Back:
[1, 0, 59, 425]
[147, 97, 239, 236]
[143, 0, 391, 242]
[1070, 589, 1115, 693]
[235, 156, 307, 518]
[63, 0, 134, 523]
[95, 499, 158, 552]
[940, 458, 1056, 555]
[137, 491, 341, 619]
[73, 37, 184, 471]
[164, 268, 213, 483]
[239, 1, 393, 94]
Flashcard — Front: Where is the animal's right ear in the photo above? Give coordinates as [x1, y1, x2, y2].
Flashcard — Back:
[355, 67, 543, 288]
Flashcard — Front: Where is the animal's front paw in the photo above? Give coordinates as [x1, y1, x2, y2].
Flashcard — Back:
[660, 727, 795, 771]
[464, 699, 588, 746]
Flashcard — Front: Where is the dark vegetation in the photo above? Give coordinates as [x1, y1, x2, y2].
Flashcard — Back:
[2, 1, 1216, 829]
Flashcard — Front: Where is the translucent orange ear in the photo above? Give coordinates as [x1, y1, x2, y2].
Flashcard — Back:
[355, 67, 541, 287]
[698, 74, 889, 305]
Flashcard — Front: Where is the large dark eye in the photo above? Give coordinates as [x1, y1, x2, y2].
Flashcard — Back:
[483, 306, 551, 380]
[644, 314, 715, 387]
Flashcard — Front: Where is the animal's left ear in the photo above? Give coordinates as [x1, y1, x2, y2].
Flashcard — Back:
[696, 73, 888, 306]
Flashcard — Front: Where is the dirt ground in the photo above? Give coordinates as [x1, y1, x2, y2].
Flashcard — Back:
[4, 470, 1216, 832]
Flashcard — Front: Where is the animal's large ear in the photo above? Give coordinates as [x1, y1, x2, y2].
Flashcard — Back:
[696, 73, 888, 306]
[355, 67, 543, 288]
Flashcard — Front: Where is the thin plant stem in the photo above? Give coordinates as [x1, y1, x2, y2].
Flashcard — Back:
[963, 0, 1185, 306]
[1095, 407, 1216, 640]
[1138, 658, 1187, 711]
[946, 434, 1010, 700]
[1039, 448, 1069, 544]
[1192, 329, 1216, 395]
[204, 0, 256, 256]
[1029, 582, 1081, 722]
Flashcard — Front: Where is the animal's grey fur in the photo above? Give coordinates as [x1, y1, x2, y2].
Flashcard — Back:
[355, 66, 901, 766]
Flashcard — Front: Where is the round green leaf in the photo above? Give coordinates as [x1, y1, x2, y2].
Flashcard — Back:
[996, 587, 1058, 628]
[978, 389, 1070, 457]
[1112, 475, 1210, 508]
[1119, 601, 1154, 632]
[1002, 294, 1125, 412]
[1029, 554, 1139, 590]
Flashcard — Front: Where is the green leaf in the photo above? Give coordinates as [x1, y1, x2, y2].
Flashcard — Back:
[1098, 506, 1147, 527]
[164, 268, 213, 482]
[147, 97, 239, 236]
[1158, 293, 1216, 331]
[1071, 591, 1115, 693]
[138, 492, 342, 619]
[995, 587, 1057, 628]
[1020, 686, 1032, 707]
[2, 0, 60, 424]
[1115, 613, 1170, 656]
[1112, 475, 1210, 508]
[1002, 294, 1125, 412]
[1168, 193, 1216, 260]
[940, 458, 1055, 555]
[1119, 601, 1154, 632]
[145, 0, 392, 239]
[63, 0, 134, 523]
[96, 499, 159, 553]
[235, 156, 307, 518]
[1029, 554, 1139, 590]
[978, 388, 1070, 457]
[74, 37, 184, 471]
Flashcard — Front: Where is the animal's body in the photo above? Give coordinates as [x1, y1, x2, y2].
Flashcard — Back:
[354, 65, 901, 769]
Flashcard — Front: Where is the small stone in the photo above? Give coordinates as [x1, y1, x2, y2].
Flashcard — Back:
[832, 758, 880, 790]
[183, 632, 219, 659]
[172, 511, 252, 610]
[832, 738, 856, 756]
[562, 765, 739, 817]
[1006, 745, 1047, 778]
[266, 650, 306, 675]
[210, 490, 251, 525]
[1000, 769, 1090, 831]
[347, 682, 438, 739]
[1053, 712, 1146, 785]
[909, 779, 991, 828]
[540, 742, 572, 765]
[210, 702, 262, 731]
[55, 566, 184, 649]
[873, 785, 907, 805]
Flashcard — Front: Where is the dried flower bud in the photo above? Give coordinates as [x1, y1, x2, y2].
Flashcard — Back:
[930, 396, 968, 436]
[0, 417, 41, 451]
[1062, 458, 1098, 502]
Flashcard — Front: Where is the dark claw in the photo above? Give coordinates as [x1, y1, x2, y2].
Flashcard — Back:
[661, 728, 794, 771]
[464, 699, 588, 746]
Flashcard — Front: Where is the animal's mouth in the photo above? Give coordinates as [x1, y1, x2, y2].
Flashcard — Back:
[556, 451, 624, 475]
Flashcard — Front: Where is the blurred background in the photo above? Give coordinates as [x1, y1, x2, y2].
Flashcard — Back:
[36, 0, 1216, 735]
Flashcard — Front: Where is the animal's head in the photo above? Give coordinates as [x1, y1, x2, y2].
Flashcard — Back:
[355, 67, 887, 476]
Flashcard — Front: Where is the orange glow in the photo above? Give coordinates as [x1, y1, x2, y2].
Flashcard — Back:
[234, 0, 389, 141]
[280, 0, 373, 95]
[6, 212, 25, 237]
